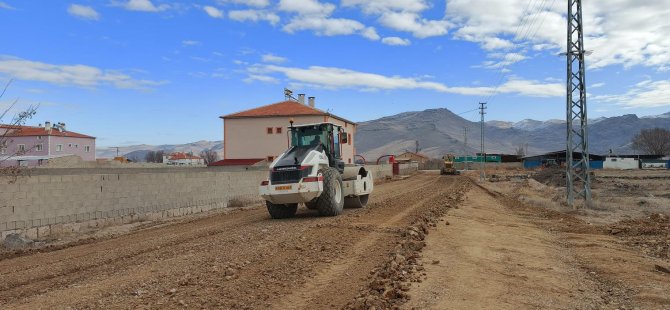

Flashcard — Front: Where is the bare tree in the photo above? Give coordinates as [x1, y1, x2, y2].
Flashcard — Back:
[144, 150, 165, 163]
[0, 80, 39, 168]
[515, 145, 525, 158]
[200, 149, 219, 165]
[631, 128, 670, 155]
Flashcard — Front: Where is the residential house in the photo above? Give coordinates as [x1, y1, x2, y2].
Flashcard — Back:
[163, 152, 205, 166]
[395, 151, 430, 164]
[215, 96, 357, 166]
[0, 122, 95, 167]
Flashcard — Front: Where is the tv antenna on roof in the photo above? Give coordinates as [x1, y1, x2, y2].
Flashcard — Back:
[284, 88, 298, 101]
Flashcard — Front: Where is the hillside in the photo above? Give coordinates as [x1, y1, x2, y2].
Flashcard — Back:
[355, 109, 670, 160]
[97, 140, 223, 161]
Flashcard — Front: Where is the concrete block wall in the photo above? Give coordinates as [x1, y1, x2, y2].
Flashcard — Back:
[0, 169, 268, 240]
[365, 164, 393, 180]
[0, 165, 395, 241]
[398, 163, 419, 175]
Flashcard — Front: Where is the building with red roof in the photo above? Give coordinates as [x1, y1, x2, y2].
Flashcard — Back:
[0, 122, 96, 167]
[163, 152, 205, 166]
[219, 97, 356, 166]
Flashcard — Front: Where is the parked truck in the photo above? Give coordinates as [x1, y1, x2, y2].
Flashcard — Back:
[259, 122, 374, 219]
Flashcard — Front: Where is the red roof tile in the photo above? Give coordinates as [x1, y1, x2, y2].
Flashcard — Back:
[208, 158, 264, 166]
[220, 100, 356, 124]
[222, 101, 326, 118]
[0, 125, 95, 139]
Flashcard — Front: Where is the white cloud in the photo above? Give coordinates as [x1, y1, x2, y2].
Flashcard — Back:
[361, 27, 380, 41]
[342, 0, 451, 38]
[0, 55, 167, 90]
[381, 36, 411, 46]
[261, 53, 287, 63]
[446, 0, 670, 71]
[278, 0, 334, 16]
[228, 9, 280, 25]
[0, 1, 16, 10]
[203, 6, 224, 18]
[114, 0, 169, 12]
[341, 0, 429, 14]
[478, 52, 527, 69]
[246, 63, 562, 97]
[218, 0, 269, 8]
[181, 40, 201, 46]
[591, 82, 605, 89]
[68, 4, 100, 20]
[592, 79, 670, 108]
[283, 16, 366, 37]
[244, 74, 279, 84]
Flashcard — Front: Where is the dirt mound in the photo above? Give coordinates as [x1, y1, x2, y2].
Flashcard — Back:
[608, 213, 670, 259]
[531, 168, 565, 187]
[347, 183, 469, 309]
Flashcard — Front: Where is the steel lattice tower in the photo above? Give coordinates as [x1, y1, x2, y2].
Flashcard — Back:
[566, 0, 591, 207]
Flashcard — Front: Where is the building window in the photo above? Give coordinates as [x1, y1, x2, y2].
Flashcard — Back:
[18, 144, 25, 152]
[56, 144, 63, 152]
[75, 144, 78, 148]
[37, 136, 42, 140]
[266, 127, 273, 134]
[36, 144, 43, 151]
[267, 156, 274, 162]
[84, 146, 90, 153]
[68, 143, 72, 147]
[348, 133, 352, 145]
[0, 142, 5, 154]
[348, 158, 351, 164]
[276, 127, 282, 134]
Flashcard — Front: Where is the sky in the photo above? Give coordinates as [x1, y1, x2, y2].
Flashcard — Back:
[0, 0, 669, 147]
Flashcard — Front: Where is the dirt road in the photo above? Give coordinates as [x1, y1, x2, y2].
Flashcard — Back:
[1, 173, 668, 309]
[0, 174, 465, 309]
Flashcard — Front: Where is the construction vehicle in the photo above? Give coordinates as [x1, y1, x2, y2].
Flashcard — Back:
[440, 154, 460, 175]
[259, 121, 374, 219]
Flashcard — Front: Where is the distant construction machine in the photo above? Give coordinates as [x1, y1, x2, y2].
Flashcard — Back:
[440, 154, 459, 175]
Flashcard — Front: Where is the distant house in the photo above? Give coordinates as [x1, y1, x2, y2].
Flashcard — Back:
[163, 152, 204, 166]
[395, 152, 430, 164]
[0, 122, 95, 167]
[216, 97, 356, 166]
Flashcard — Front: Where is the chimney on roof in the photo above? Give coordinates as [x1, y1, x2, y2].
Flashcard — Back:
[60, 122, 66, 132]
[298, 94, 305, 104]
[308, 96, 315, 108]
[45, 121, 51, 131]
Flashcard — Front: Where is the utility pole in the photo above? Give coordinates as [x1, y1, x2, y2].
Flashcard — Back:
[479, 102, 487, 181]
[463, 127, 468, 171]
[566, 0, 591, 208]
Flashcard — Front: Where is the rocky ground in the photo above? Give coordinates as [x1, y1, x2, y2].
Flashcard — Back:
[1, 171, 669, 309]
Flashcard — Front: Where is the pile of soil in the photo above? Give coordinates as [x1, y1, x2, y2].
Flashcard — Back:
[608, 213, 670, 259]
[346, 183, 469, 309]
[531, 168, 566, 187]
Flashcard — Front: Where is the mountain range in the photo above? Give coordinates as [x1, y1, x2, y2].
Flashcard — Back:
[97, 140, 223, 161]
[356, 109, 670, 159]
[97, 110, 670, 161]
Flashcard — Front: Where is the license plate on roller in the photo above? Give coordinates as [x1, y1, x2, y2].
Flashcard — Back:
[275, 185, 292, 191]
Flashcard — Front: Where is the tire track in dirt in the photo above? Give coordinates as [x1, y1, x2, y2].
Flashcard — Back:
[271, 177, 450, 309]
[273, 176, 462, 309]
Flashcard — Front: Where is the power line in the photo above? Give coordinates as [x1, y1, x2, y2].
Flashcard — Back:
[481, 0, 554, 105]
